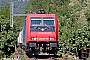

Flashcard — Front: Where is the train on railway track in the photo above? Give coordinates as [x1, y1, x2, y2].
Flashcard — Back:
[18, 9, 59, 56]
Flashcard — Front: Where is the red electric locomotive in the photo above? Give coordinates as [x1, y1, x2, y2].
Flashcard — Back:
[18, 10, 59, 55]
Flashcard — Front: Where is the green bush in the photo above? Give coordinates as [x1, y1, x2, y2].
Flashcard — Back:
[86, 54, 90, 60]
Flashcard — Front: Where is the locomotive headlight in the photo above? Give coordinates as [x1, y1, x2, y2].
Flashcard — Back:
[50, 38, 54, 40]
[31, 37, 37, 40]
[33, 38, 37, 40]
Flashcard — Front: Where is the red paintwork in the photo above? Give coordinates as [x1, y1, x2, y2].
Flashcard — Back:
[26, 14, 58, 43]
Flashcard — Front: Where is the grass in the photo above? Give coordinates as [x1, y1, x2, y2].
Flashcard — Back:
[17, 46, 26, 60]
[10, 46, 26, 60]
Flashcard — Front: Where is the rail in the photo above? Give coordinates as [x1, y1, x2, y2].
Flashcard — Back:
[14, 45, 20, 60]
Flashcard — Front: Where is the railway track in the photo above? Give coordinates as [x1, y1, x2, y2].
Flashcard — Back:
[14, 45, 63, 60]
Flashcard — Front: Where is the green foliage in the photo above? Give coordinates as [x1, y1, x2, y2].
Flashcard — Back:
[17, 46, 25, 60]
[87, 54, 90, 60]
[0, 4, 19, 58]
[25, 0, 90, 56]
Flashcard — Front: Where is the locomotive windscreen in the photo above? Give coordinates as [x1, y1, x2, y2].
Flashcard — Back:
[30, 17, 55, 32]
[31, 17, 42, 26]
[43, 17, 54, 26]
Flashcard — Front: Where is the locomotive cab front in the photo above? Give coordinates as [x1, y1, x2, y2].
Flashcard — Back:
[25, 14, 59, 55]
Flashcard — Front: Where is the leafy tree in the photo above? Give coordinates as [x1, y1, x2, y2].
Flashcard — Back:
[0, 4, 19, 58]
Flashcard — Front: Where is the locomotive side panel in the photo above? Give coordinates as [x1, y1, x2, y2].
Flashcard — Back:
[55, 15, 58, 41]
[26, 15, 30, 43]
[22, 21, 26, 46]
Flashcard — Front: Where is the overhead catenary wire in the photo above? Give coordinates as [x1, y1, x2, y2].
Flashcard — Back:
[10, 0, 28, 27]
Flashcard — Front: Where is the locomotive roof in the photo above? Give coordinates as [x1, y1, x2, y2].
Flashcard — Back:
[27, 14, 56, 18]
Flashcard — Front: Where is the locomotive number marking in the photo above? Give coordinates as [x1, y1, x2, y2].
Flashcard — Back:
[38, 38, 49, 40]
